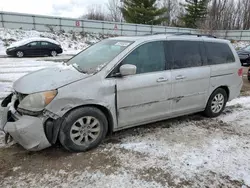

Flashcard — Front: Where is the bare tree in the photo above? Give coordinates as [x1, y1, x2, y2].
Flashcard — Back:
[81, 5, 110, 21]
[242, 0, 250, 29]
[204, 0, 250, 30]
[107, 0, 122, 22]
[159, 0, 179, 26]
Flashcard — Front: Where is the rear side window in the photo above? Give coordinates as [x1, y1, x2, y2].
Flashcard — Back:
[205, 42, 235, 65]
[28, 42, 40, 46]
[41, 42, 49, 46]
[169, 41, 202, 69]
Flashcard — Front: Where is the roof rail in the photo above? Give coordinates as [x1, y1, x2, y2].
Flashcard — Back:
[152, 32, 217, 38]
[175, 33, 217, 38]
[153, 32, 190, 35]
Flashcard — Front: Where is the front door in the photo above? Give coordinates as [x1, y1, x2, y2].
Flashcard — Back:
[116, 41, 172, 127]
[24, 41, 41, 56]
[168, 40, 210, 114]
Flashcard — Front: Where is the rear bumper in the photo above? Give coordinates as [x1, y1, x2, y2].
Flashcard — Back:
[1, 100, 51, 151]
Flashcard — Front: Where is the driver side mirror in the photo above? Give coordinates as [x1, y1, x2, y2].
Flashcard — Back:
[120, 64, 137, 76]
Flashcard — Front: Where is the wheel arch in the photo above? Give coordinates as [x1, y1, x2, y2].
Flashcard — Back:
[61, 104, 114, 135]
[206, 85, 230, 105]
[219, 86, 230, 100]
[45, 103, 114, 145]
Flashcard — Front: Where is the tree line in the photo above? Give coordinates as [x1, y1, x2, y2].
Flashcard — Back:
[81, 0, 250, 31]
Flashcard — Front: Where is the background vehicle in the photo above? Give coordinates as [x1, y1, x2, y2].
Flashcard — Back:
[237, 45, 250, 66]
[6, 37, 63, 57]
[0, 34, 243, 152]
[248, 67, 250, 81]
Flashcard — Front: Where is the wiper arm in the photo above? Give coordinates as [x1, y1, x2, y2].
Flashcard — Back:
[72, 64, 88, 74]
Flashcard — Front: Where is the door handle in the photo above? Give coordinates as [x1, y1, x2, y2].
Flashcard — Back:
[175, 75, 186, 80]
[157, 77, 168, 82]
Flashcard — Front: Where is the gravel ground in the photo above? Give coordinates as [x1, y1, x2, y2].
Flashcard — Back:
[0, 57, 250, 187]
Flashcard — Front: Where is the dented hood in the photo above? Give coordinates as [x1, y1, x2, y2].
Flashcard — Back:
[13, 65, 90, 94]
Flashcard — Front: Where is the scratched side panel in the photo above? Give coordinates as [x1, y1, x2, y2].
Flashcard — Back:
[116, 71, 172, 127]
[171, 66, 211, 114]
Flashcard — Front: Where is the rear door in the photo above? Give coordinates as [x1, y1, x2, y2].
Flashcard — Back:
[169, 39, 210, 115]
[40, 41, 54, 55]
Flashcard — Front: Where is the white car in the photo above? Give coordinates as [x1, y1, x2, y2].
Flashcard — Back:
[1, 33, 243, 152]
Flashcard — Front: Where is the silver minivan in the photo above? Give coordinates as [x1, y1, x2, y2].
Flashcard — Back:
[0, 34, 243, 152]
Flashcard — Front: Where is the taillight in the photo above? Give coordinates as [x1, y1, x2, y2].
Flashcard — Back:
[238, 68, 243, 77]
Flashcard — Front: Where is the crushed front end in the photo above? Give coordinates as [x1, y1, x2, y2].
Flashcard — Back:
[0, 92, 52, 151]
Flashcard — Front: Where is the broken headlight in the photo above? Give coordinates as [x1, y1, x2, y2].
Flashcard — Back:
[18, 90, 57, 112]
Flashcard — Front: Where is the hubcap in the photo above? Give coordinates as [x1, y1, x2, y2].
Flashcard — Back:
[211, 93, 224, 113]
[51, 51, 57, 56]
[70, 116, 101, 146]
[17, 51, 23, 57]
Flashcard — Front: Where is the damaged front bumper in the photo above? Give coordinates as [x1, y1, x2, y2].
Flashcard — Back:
[0, 93, 51, 151]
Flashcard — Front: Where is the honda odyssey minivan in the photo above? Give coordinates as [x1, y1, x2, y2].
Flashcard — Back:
[0, 33, 243, 152]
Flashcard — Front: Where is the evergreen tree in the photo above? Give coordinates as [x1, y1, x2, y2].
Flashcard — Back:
[181, 0, 208, 28]
[121, 0, 168, 25]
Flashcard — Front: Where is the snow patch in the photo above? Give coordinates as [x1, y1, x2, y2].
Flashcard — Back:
[7, 37, 60, 49]
[0, 28, 112, 56]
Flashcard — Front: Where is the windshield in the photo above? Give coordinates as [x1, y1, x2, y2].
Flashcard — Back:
[242, 45, 250, 51]
[67, 39, 133, 74]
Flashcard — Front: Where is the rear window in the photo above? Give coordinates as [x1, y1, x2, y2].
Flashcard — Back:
[205, 42, 235, 65]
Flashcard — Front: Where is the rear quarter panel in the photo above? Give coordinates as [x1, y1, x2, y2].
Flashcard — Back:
[209, 41, 242, 101]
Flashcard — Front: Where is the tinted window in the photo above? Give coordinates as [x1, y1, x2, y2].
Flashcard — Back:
[27, 42, 39, 46]
[205, 42, 235, 65]
[122, 41, 166, 74]
[170, 41, 202, 69]
[41, 42, 50, 46]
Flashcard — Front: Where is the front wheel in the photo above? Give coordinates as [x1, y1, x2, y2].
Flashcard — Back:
[16, 51, 24, 58]
[59, 107, 108, 152]
[203, 88, 227, 118]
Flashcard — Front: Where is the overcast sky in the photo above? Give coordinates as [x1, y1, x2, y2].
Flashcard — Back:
[0, 0, 109, 18]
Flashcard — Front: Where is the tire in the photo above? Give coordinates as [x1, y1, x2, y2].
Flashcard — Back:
[16, 51, 24, 58]
[203, 88, 228, 118]
[50, 50, 57, 57]
[59, 107, 108, 152]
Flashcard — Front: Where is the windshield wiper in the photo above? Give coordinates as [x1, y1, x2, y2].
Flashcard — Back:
[72, 63, 88, 74]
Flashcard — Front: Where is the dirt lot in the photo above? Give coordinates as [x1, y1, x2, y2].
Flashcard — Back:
[0, 59, 250, 187]
[241, 67, 250, 95]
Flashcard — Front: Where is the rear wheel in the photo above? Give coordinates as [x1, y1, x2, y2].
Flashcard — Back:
[16, 51, 24, 58]
[203, 88, 227, 118]
[50, 50, 57, 57]
[59, 107, 108, 152]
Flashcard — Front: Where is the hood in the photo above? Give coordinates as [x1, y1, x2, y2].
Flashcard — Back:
[237, 49, 250, 55]
[13, 65, 90, 94]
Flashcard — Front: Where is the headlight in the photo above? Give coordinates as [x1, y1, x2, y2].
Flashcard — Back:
[18, 90, 57, 112]
[7, 47, 16, 51]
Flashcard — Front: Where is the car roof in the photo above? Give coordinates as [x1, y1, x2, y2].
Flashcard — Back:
[7, 37, 60, 49]
[110, 34, 230, 44]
